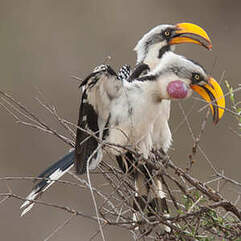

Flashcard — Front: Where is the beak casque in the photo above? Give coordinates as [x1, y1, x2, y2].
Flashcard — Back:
[169, 23, 212, 50]
[191, 77, 225, 124]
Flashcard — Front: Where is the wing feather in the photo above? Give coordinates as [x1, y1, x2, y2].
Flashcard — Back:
[74, 65, 124, 174]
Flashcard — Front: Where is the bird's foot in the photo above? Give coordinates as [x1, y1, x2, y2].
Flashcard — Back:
[132, 212, 153, 236]
[148, 198, 171, 233]
[151, 149, 169, 167]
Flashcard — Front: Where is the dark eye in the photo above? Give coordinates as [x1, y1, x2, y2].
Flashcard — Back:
[192, 73, 202, 83]
[194, 73, 200, 81]
[164, 30, 171, 37]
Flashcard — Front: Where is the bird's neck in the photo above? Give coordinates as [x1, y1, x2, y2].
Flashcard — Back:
[142, 43, 161, 70]
[130, 80, 163, 103]
[131, 72, 173, 102]
[140, 44, 173, 71]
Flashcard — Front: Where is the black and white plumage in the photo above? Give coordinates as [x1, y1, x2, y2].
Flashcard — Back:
[117, 64, 131, 81]
[75, 23, 212, 167]
[20, 52, 225, 216]
[20, 23, 214, 216]
[131, 23, 212, 154]
[75, 64, 131, 174]
[20, 151, 74, 216]
[20, 65, 131, 215]
[74, 51, 224, 220]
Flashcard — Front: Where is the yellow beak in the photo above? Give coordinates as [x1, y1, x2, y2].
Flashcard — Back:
[169, 23, 212, 50]
[191, 77, 225, 124]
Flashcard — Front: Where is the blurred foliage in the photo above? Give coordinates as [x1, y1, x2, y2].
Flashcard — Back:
[173, 192, 240, 241]
[225, 80, 241, 132]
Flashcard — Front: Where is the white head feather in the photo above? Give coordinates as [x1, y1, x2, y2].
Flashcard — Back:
[150, 52, 206, 79]
[134, 24, 175, 65]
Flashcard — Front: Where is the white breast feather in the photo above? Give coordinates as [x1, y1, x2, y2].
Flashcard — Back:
[107, 81, 163, 157]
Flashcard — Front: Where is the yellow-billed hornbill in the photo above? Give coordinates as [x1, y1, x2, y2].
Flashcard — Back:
[75, 22, 212, 174]
[74, 52, 225, 218]
[20, 23, 216, 216]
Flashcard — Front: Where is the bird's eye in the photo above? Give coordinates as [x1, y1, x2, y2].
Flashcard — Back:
[194, 74, 200, 81]
[192, 73, 202, 83]
[164, 30, 171, 37]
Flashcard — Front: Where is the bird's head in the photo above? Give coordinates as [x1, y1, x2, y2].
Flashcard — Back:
[134, 23, 212, 68]
[144, 52, 225, 124]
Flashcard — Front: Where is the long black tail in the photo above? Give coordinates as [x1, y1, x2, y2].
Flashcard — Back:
[20, 150, 74, 216]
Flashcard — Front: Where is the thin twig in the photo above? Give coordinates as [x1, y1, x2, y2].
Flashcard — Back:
[43, 214, 75, 241]
[0, 192, 104, 222]
[86, 145, 106, 241]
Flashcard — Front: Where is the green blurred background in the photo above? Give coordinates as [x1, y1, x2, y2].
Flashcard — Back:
[0, 0, 240, 240]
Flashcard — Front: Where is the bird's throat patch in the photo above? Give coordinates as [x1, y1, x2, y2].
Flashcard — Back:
[167, 80, 188, 99]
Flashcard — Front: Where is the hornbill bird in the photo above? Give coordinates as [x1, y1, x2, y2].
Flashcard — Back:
[21, 23, 214, 216]
[73, 52, 225, 218]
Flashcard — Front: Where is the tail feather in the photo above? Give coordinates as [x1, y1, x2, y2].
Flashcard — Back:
[20, 150, 74, 216]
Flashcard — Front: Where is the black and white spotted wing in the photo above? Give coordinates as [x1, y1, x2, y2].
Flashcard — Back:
[74, 91, 99, 174]
[117, 64, 131, 81]
[19, 63, 147, 215]
[127, 63, 150, 82]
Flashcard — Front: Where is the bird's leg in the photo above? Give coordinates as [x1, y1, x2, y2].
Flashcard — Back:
[147, 149, 170, 216]
[116, 151, 139, 176]
[152, 148, 169, 167]
[116, 155, 129, 174]
[148, 175, 169, 215]
[133, 166, 149, 212]
[148, 167, 171, 233]
[133, 163, 150, 233]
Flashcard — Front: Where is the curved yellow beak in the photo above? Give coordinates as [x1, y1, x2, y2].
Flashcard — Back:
[191, 77, 225, 124]
[169, 23, 212, 50]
